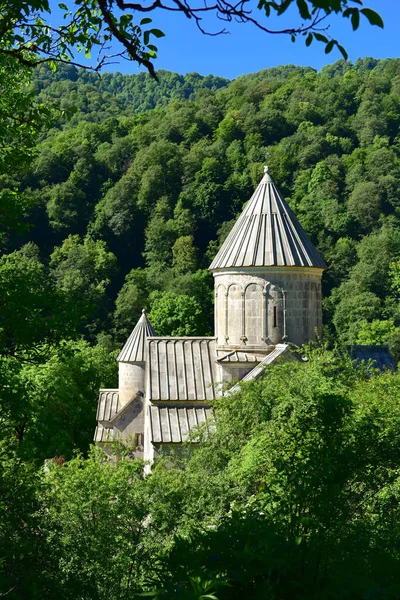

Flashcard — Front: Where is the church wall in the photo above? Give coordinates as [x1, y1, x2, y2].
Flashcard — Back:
[118, 362, 146, 407]
[143, 403, 155, 472]
[113, 398, 145, 459]
[218, 364, 257, 384]
[214, 267, 323, 348]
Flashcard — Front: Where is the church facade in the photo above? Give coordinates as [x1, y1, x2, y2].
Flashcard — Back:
[94, 166, 327, 462]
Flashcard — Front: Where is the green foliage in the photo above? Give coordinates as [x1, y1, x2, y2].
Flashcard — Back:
[0, 244, 78, 353]
[0, 57, 51, 246]
[4, 57, 400, 347]
[0, 441, 48, 599]
[9, 348, 399, 600]
[5, 57, 400, 599]
[114, 269, 150, 340]
[147, 349, 400, 600]
[357, 319, 400, 362]
[148, 291, 204, 336]
[40, 446, 149, 599]
[50, 235, 117, 335]
[172, 235, 198, 275]
[0, 340, 117, 459]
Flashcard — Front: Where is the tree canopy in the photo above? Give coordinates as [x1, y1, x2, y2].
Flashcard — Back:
[3, 347, 400, 599]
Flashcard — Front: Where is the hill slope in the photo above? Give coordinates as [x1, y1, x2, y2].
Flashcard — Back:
[12, 58, 400, 356]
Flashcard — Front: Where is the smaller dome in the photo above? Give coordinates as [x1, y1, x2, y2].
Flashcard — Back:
[209, 167, 326, 270]
[117, 309, 156, 363]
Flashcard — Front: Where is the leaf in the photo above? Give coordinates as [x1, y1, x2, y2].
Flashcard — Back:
[325, 39, 334, 54]
[361, 8, 384, 28]
[140, 18, 152, 25]
[305, 32, 313, 46]
[314, 32, 328, 43]
[337, 43, 348, 60]
[351, 9, 360, 31]
[58, 2, 68, 9]
[262, 2, 271, 17]
[296, 0, 311, 20]
[276, 0, 291, 16]
[149, 28, 165, 39]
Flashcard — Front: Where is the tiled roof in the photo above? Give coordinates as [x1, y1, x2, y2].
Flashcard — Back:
[94, 423, 116, 443]
[209, 167, 326, 270]
[217, 350, 262, 363]
[96, 389, 120, 424]
[117, 309, 156, 363]
[350, 345, 397, 372]
[147, 338, 217, 401]
[149, 405, 213, 443]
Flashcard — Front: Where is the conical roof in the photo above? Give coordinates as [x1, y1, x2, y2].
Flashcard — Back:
[117, 309, 156, 363]
[209, 167, 326, 270]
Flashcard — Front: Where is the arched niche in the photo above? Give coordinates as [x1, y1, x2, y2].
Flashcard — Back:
[267, 283, 284, 344]
[215, 283, 226, 344]
[244, 282, 263, 345]
[227, 283, 242, 345]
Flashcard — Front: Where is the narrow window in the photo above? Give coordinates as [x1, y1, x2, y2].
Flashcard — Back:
[273, 305, 277, 328]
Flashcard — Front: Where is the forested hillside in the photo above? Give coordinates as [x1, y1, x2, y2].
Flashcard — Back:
[8, 57, 400, 356]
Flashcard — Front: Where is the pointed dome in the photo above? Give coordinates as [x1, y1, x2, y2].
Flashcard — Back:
[117, 309, 156, 363]
[209, 167, 326, 270]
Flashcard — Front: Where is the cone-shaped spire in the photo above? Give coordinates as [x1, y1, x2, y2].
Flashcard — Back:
[209, 166, 326, 270]
[117, 309, 156, 363]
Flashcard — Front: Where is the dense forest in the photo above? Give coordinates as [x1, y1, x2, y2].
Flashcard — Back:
[3, 57, 400, 599]
[7, 58, 400, 353]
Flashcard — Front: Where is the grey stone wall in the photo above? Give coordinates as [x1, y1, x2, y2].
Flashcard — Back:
[213, 267, 323, 349]
[118, 362, 145, 406]
[113, 398, 145, 459]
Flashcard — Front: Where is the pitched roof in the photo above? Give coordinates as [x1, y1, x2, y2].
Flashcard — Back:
[147, 338, 217, 401]
[217, 350, 264, 363]
[94, 389, 119, 442]
[227, 344, 290, 394]
[209, 167, 326, 270]
[96, 389, 120, 424]
[117, 309, 156, 363]
[149, 405, 213, 443]
[94, 423, 116, 443]
[349, 345, 397, 372]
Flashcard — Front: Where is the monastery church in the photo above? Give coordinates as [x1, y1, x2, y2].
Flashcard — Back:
[94, 164, 330, 461]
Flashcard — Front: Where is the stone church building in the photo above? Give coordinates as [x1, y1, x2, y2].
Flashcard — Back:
[94, 165, 330, 461]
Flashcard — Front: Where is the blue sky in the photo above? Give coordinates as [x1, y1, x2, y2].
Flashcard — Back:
[145, 0, 398, 78]
[50, 0, 398, 79]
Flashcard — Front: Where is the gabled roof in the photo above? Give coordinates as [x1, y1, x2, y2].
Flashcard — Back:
[147, 337, 217, 401]
[349, 345, 397, 372]
[209, 167, 326, 270]
[117, 309, 156, 363]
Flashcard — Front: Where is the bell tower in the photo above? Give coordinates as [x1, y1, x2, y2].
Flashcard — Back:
[209, 165, 326, 352]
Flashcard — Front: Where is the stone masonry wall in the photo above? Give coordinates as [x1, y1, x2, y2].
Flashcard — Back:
[213, 267, 323, 349]
[118, 362, 146, 407]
